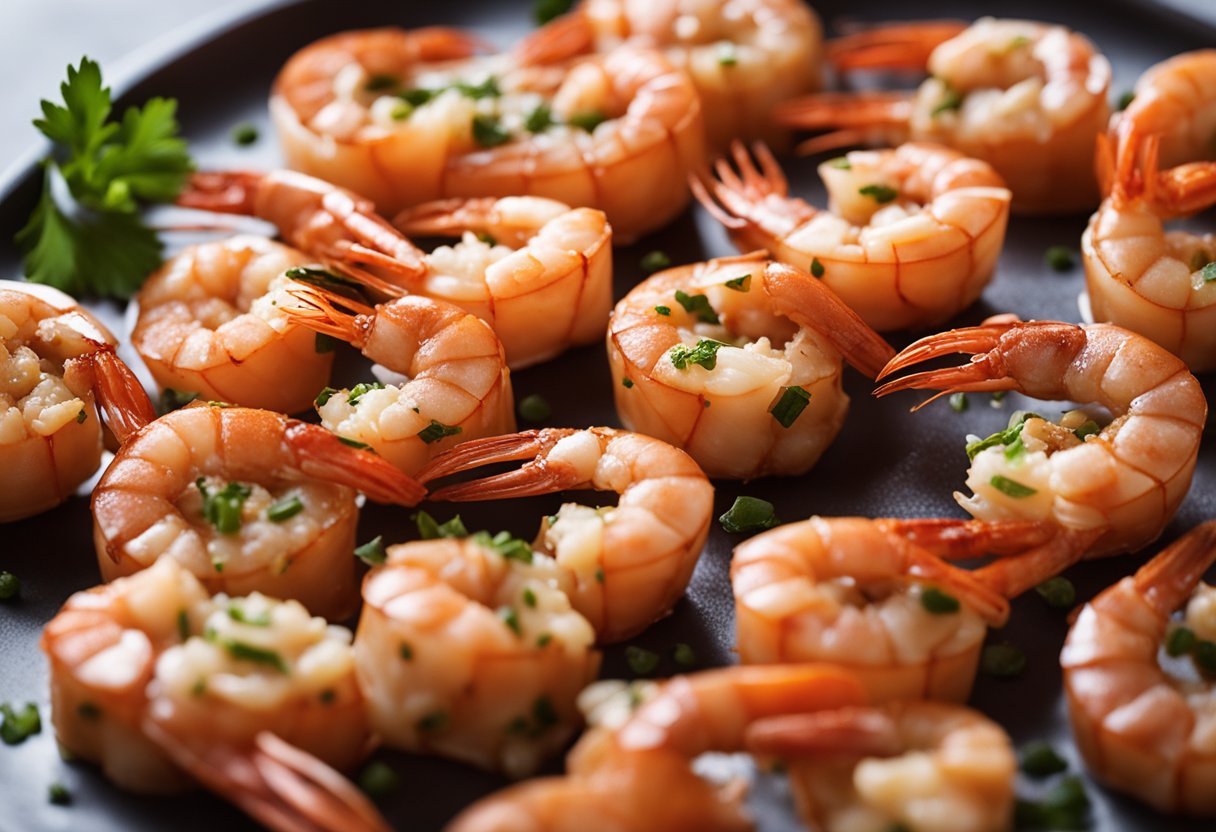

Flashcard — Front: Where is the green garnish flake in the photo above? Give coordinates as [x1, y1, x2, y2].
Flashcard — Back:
[518, 393, 551, 423]
[522, 587, 537, 608]
[0, 571, 20, 601]
[810, 257, 825, 278]
[314, 387, 337, 407]
[534, 0, 575, 25]
[415, 510, 469, 540]
[157, 387, 198, 415]
[418, 419, 462, 444]
[1116, 90, 1135, 111]
[654, 305, 671, 316]
[471, 114, 510, 148]
[1201, 262, 1216, 283]
[1045, 245, 1075, 272]
[625, 645, 660, 676]
[640, 250, 672, 274]
[17, 58, 194, 299]
[965, 411, 1039, 460]
[717, 42, 738, 66]
[476, 231, 497, 246]
[266, 495, 304, 523]
[472, 530, 534, 564]
[231, 123, 259, 146]
[346, 381, 385, 406]
[524, 103, 554, 133]
[673, 643, 696, 668]
[417, 710, 449, 733]
[499, 606, 522, 636]
[319, 689, 336, 705]
[1073, 420, 1101, 441]
[77, 702, 102, 721]
[931, 86, 964, 116]
[48, 783, 71, 806]
[1035, 577, 1076, 609]
[219, 639, 289, 674]
[920, 587, 960, 614]
[399, 88, 437, 107]
[1003, 433, 1026, 462]
[537, 632, 553, 648]
[0, 703, 42, 745]
[669, 339, 726, 371]
[981, 642, 1026, 677]
[827, 157, 852, 170]
[358, 760, 399, 797]
[1015, 775, 1091, 830]
[455, 76, 501, 100]
[724, 273, 751, 292]
[390, 100, 412, 121]
[949, 392, 968, 413]
[364, 74, 400, 92]
[196, 478, 251, 535]
[770, 386, 811, 428]
[314, 332, 339, 354]
[859, 184, 898, 204]
[1019, 740, 1068, 777]
[177, 609, 190, 641]
[595, 568, 605, 584]
[75, 408, 87, 423]
[227, 604, 272, 627]
[400, 642, 414, 661]
[719, 496, 779, 534]
[338, 436, 374, 451]
[674, 289, 719, 324]
[533, 696, 558, 730]
[355, 535, 387, 566]
[1166, 625, 1197, 657]
[990, 474, 1037, 498]
[621, 377, 634, 389]
[567, 111, 607, 132]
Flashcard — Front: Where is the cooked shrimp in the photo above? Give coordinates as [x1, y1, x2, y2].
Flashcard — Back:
[41, 558, 387, 831]
[416, 427, 714, 643]
[747, 700, 1016, 832]
[1083, 134, 1216, 372]
[776, 17, 1112, 215]
[1061, 520, 1216, 815]
[269, 29, 705, 241]
[91, 403, 425, 620]
[0, 280, 153, 522]
[607, 253, 894, 478]
[515, 0, 824, 150]
[876, 319, 1208, 558]
[446, 665, 869, 832]
[696, 142, 1011, 331]
[733, 516, 1092, 703]
[133, 235, 334, 413]
[283, 285, 514, 474]
[393, 196, 612, 368]
[355, 536, 601, 777]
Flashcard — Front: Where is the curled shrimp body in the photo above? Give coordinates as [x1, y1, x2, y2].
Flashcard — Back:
[733, 516, 1089, 703]
[393, 196, 612, 369]
[446, 665, 869, 832]
[607, 254, 894, 478]
[270, 28, 705, 241]
[876, 319, 1208, 558]
[1061, 521, 1216, 815]
[695, 142, 1011, 331]
[1107, 50, 1216, 175]
[0, 280, 152, 522]
[748, 701, 1016, 832]
[284, 285, 515, 474]
[91, 404, 425, 621]
[40, 558, 389, 831]
[515, 0, 824, 150]
[355, 537, 600, 777]
[417, 427, 714, 643]
[133, 235, 333, 413]
[1083, 135, 1216, 372]
[777, 18, 1111, 215]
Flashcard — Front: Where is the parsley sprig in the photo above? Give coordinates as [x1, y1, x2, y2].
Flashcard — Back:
[16, 58, 193, 298]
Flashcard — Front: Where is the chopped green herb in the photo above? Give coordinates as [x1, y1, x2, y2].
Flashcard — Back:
[717, 42, 738, 66]
[965, 411, 1039, 460]
[770, 386, 811, 428]
[990, 474, 1037, 498]
[522, 587, 538, 608]
[337, 436, 374, 452]
[949, 392, 968, 413]
[418, 419, 462, 444]
[499, 606, 522, 636]
[1116, 90, 1135, 111]
[476, 231, 497, 246]
[1035, 577, 1076, 609]
[196, 479, 251, 535]
[220, 640, 289, 674]
[640, 250, 672, 274]
[48, 783, 71, 806]
[654, 305, 671, 316]
[75, 408, 87, 423]
[417, 711, 449, 733]
[206, 400, 234, 409]
[991, 391, 1007, 405]
[0, 703, 42, 744]
[534, 0, 575, 25]
[399, 643, 413, 661]
[231, 123, 259, 146]
[358, 761, 399, 797]
[364, 74, 400, 92]
[719, 496, 780, 534]
[524, 103, 554, 133]
[347, 381, 385, 406]
[1015, 775, 1091, 830]
[1006, 35, 1032, 50]
[920, 587, 960, 614]
[1019, 740, 1069, 777]
[1202, 262, 1216, 283]
[1166, 625, 1197, 657]
[77, 702, 102, 721]
[415, 510, 469, 540]
[0, 571, 20, 601]
[266, 495, 304, 523]
[455, 76, 501, 99]
[1073, 420, 1101, 441]
[673, 643, 696, 668]
[227, 604, 272, 627]
[533, 696, 558, 731]
[981, 642, 1026, 677]
[1045, 245, 1075, 271]
[314, 332, 339, 354]
[859, 184, 898, 204]
[471, 114, 510, 148]
[518, 393, 551, 423]
[625, 645, 660, 676]
[567, 111, 607, 131]
[1195, 639, 1216, 676]
[319, 689, 336, 705]
[669, 339, 726, 371]
[674, 289, 719, 324]
[355, 535, 386, 566]
[595, 568, 605, 584]
[931, 87, 964, 116]
[399, 88, 437, 107]
[505, 715, 530, 735]
[827, 157, 852, 170]
[212, 559, 224, 573]
[808, 257, 825, 279]
[177, 609, 190, 641]
[724, 273, 751, 292]
[157, 388, 198, 414]
[537, 632, 553, 647]
[1003, 434, 1026, 462]
[472, 529, 534, 564]
[622, 377, 634, 388]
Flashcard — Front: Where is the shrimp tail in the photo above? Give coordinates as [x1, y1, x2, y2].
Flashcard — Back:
[314, 189, 428, 280]
[880, 518, 1059, 560]
[872, 323, 1021, 408]
[772, 92, 914, 157]
[971, 528, 1102, 599]
[392, 197, 500, 238]
[177, 171, 266, 214]
[745, 707, 901, 759]
[286, 421, 426, 506]
[283, 285, 374, 343]
[416, 428, 586, 500]
[512, 8, 593, 66]
[63, 346, 156, 444]
[1133, 520, 1216, 617]
[825, 20, 968, 72]
[145, 726, 391, 832]
[693, 141, 818, 238]
[762, 261, 895, 378]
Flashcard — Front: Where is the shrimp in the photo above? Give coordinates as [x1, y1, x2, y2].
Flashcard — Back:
[354, 535, 601, 777]
[416, 427, 714, 643]
[132, 235, 335, 413]
[392, 196, 612, 369]
[514, 0, 824, 150]
[91, 403, 426, 621]
[695, 142, 1011, 331]
[1060, 520, 1216, 815]
[283, 285, 515, 474]
[875, 319, 1208, 558]
[445, 665, 869, 832]
[0, 280, 153, 522]
[269, 28, 705, 241]
[747, 700, 1017, 832]
[732, 516, 1094, 703]
[41, 557, 388, 831]
[775, 17, 1112, 215]
[607, 253, 895, 478]
[1083, 134, 1216, 372]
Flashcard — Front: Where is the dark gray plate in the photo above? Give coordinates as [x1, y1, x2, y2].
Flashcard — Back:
[0, 0, 1213, 830]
